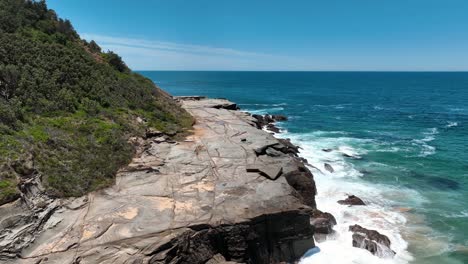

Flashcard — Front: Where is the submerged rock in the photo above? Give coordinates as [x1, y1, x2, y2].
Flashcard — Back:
[349, 224, 396, 258]
[324, 163, 334, 173]
[271, 114, 288, 121]
[338, 195, 366, 206]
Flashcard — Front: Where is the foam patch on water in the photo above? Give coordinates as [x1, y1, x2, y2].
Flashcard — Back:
[274, 131, 422, 264]
[244, 107, 284, 115]
[446, 121, 458, 128]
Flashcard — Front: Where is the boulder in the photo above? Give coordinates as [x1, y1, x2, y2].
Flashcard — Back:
[271, 115, 288, 121]
[310, 209, 337, 234]
[338, 195, 365, 206]
[275, 138, 300, 156]
[349, 224, 396, 258]
[324, 163, 334, 173]
[246, 164, 283, 180]
[266, 123, 280, 133]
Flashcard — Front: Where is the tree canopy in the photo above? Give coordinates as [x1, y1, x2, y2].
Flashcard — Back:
[0, 0, 193, 204]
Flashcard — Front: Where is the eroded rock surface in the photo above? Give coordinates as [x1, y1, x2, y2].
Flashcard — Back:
[0, 98, 318, 264]
[349, 224, 395, 258]
[337, 195, 366, 206]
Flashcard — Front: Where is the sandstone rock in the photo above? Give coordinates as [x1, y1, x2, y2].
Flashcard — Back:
[0, 98, 317, 264]
[324, 163, 334, 173]
[310, 209, 337, 234]
[349, 224, 396, 258]
[338, 195, 366, 206]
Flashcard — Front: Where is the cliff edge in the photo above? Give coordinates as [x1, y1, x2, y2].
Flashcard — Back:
[0, 97, 318, 264]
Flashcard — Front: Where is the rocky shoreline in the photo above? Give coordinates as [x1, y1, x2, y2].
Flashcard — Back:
[0, 97, 395, 263]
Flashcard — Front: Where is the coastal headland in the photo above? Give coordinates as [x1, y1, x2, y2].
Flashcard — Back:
[1, 97, 323, 264]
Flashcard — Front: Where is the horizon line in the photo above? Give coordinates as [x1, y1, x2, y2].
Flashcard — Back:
[136, 70, 468, 73]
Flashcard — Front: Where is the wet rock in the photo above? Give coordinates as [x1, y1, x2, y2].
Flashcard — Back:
[322, 148, 333, 152]
[349, 224, 396, 258]
[324, 163, 334, 173]
[342, 153, 362, 159]
[338, 195, 365, 206]
[275, 138, 300, 156]
[310, 209, 337, 234]
[271, 115, 288, 121]
[266, 123, 280, 133]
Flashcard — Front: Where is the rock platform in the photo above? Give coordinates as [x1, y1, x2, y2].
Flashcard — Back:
[0, 98, 318, 264]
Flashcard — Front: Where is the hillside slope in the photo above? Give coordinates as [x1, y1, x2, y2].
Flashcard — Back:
[0, 0, 193, 204]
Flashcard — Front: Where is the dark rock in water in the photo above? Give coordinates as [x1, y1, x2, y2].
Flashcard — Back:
[264, 114, 275, 123]
[266, 123, 280, 133]
[322, 148, 333, 152]
[426, 176, 460, 190]
[275, 138, 300, 156]
[342, 153, 362, 159]
[324, 163, 334, 173]
[252, 114, 288, 131]
[252, 114, 267, 129]
[310, 209, 337, 234]
[349, 224, 396, 258]
[272, 115, 288, 121]
[338, 195, 366, 206]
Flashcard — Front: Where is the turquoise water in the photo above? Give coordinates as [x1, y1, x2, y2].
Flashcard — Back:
[140, 71, 468, 263]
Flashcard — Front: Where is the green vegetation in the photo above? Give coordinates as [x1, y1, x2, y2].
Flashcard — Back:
[0, 0, 193, 204]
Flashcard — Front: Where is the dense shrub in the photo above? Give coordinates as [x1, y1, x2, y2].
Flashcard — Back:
[0, 0, 193, 203]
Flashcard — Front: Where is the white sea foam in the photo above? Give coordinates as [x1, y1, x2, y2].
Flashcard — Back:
[410, 128, 438, 157]
[273, 131, 420, 264]
[446, 121, 458, 128]
[246, 107, 284, 115]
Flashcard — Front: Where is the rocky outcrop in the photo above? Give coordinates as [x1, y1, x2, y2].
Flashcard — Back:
[0, 98, 318, 264]
[251, 114, 287, 133]
[338, 195, 366, 206]
[310, 209, 337, 234]
[349, 224, 395, 258]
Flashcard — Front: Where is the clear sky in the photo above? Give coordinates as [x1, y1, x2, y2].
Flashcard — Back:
[47, 0, 468, 71]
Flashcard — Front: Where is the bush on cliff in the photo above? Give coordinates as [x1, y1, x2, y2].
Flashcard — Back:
[0, 0, 193, 204]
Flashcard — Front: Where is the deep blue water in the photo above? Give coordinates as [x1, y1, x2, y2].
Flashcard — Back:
[140, 71, 468, 264]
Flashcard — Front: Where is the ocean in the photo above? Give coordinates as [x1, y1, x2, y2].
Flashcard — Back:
[140, 71, 468, 264]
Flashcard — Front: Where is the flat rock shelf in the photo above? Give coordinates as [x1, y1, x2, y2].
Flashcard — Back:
[0, 98, 319, 264]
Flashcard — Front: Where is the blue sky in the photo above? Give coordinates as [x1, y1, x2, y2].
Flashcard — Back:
[47, 0, 468, 71]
